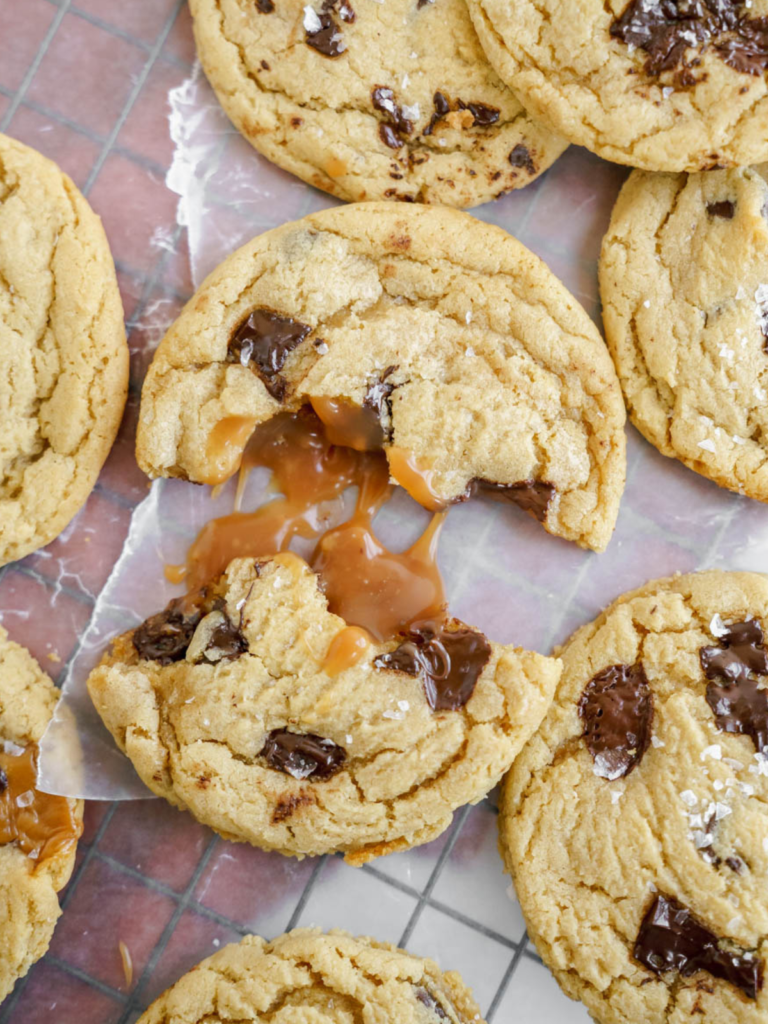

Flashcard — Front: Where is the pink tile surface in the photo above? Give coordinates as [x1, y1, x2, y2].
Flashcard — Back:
[73, 0, 181, 44]
[6, 104, 101, 188]
[0, 0, 55, 92]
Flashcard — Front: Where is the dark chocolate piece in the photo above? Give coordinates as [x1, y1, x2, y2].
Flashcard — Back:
[372, 86, 414, 148]
[423, 91, 451, 135]
[132, 597, 203, 665]
[305, 1, 347, 58]
[726, 856, 745, 874]
[374, 624, 491, 712]
[474, 479, 555, 523]
[255, 0, 274, 12]
[416, 987, 449, 1019]
[261, 730, 346, 780]
[579, 663, 653, 780]
[456, 99, 500, 126]
[0, 768, 7, 794]
[700, 618, 768, 682]
[634, 893, 763, 999]
[205, 616, 248, 661]
[508, 144, 536, 175]
[707, 199, 736, 218]
[228, 308, 311, 401]
[363, 364, 398, 434]
[611, 0, 768, 83]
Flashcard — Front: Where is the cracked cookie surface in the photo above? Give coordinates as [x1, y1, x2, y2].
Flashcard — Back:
[136, 203, 626, 551]
[0, 133, 128, 566]
[188, 0, 568, 207]
[600, 165, 768, 501]
[0, 626, 82, 1002]
[467, 0, 768, 172]
[137, 929, 484, 1023]
[500, 571, 768, 1024]
[87, 552, 560, 863]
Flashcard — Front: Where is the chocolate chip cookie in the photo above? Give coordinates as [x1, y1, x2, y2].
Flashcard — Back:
[600, 165, 768, 501]
[188, 0, 568, 207]
[467, 0, 768, 172]
[0, 626, 83, 1002]
[137, 929, 484, 1023]
[136, 203, 626, 552]
[500, 571, 768, 1024]
[87, 552, 560, 863]
[0, 133, 129, 566]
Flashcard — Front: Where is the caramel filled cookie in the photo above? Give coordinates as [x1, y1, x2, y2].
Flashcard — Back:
[0, 626, 83, 1001]
[0, 133, 128, 565]
[467, 0, 768, 172]
[188, 0, 567, 207]
[600, 165, 768, 500]
[137, 930, 483, 1024]
[88, 553, 559, 863]
[136, 204, 626, 551]
[501, 571, 768, 1024]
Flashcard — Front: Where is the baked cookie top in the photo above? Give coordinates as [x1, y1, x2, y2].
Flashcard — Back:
[88, 553, 560, 863]
[188, 0, 568, 207]
[0, 133, 128, 566]
[0, 625, 83, 1001]
[136, 203, 626, 552]
[600, 165, 768, 501]
[501, 571, 768, 1024]
[138, 930, 484, 1024]
[467, 0, 768, 172]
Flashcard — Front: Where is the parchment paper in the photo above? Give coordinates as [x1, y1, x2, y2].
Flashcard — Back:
[37, 67, 768, 799]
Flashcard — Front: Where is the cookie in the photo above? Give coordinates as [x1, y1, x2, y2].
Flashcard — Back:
[87, 552, 560, 863]
[137, 929, 484, 1024]
[0, 133, 129, 566]
[500, 571, 768, 1024]
[600, 165, 768, 501]
[187, 0, 568, 208]
[136, 203, 626, 552]
[0, 626, 83, 1002]
[467, 0, 768, 172]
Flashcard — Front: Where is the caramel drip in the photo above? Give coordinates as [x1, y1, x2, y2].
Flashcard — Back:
[0, 744, 81, 864]
[202, 415, 257, 486]
[322, 626, 371, 675]
[386, 446, 446, 512]
[310, 396, 385, 451]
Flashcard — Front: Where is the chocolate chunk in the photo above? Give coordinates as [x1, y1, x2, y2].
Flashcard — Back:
[205, 616, 248, 661]
[374, 624, 491, 712]
[132, 597, 203, 665]
[707, 199, 736, 218]
[579, 663, 653, 780]
[363, 364, 398, 432]
[634, 893, 763, 999]
[255, 0, 274, 11]
[417, 0, 434, 7]
[305, 4, 346, 58]
[456, 99, 500, 126]
[611, 0, 768, 83]
[330, 0, 355, 22]
[726, 856, 745, 874]
[701, 618, 768, 683]
[261, 730, 346, 780]
[508, 144, 536, 175]
[423, 91, 451, 135]
[228, 308, 311, 401]
[416, 987, 449, 1019]
[372, 86, 414, 148]
[473, 479, 554, 523]
[0, 768, 7, 794]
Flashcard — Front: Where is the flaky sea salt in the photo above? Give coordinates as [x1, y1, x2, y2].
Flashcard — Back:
[697, 439, 716, 453]
[701, 744, 722, 761]
[303, 5, 323, 31]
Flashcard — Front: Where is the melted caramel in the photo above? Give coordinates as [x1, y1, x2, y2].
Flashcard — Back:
[0, 744, 81, 864]
[386, 446, 446, 512]
[310, 396, 384, 451]
[203, 415, 257, 486]
[322, 626, 371, 675]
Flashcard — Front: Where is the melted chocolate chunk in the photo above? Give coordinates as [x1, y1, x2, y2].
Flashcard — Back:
[374, 625, 491, 712]
[476, 479, 554, 523]
[423, 91, 451, 135]
[700, 618, 768, 753]
[634, 893, 763, 999]
[456, 99, 500, 126]
[305, 0, 348, 58]
[261, 730, 346, 780]
[726, 855, 745, 874]
[611, 0, 768, 83]
[228, 308, 312, 401]
[701, 619, 768, 683]
[416, 987, 449, 1019]
[579, 663, 654, 780]
[0, 768, 7, 794]
[372, 86, 414, 149]
[255, 0, 274, 11]
[363, 364, 398, 433]
[508, 144, 536, 175]
[206, 616, 248, 661]
[132, 597, 203, 665]
[707, 199, 736, 218]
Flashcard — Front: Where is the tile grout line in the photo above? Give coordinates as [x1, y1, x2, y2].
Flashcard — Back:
[82, 0, 186, 197]
[0, 0, 73, 134]
[485, 933, 529, 1022]
[397, 804, 472, 949]
[284, 856, 328, 931]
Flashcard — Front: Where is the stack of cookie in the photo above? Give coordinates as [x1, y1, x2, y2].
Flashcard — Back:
[2, 0, 768, 1021]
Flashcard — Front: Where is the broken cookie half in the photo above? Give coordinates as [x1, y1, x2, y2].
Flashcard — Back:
[86, 552, 560, 863]
[136, 203, 626, 551]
